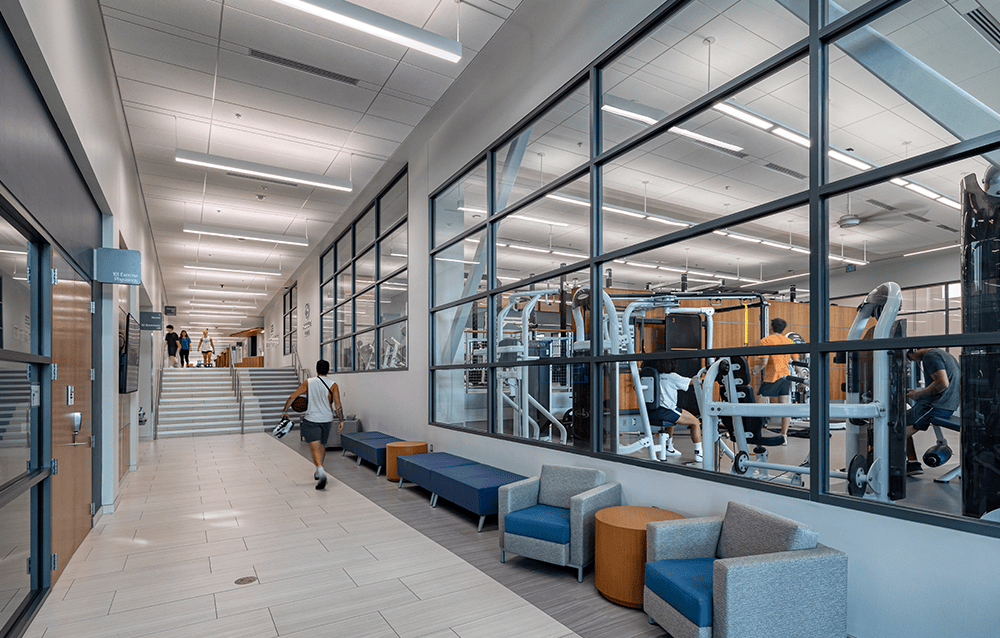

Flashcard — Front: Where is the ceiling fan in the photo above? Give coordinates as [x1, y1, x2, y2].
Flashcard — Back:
[835, 194, 927, 229]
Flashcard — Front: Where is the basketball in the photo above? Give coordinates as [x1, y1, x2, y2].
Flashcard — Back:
[291, 395, 308, 412]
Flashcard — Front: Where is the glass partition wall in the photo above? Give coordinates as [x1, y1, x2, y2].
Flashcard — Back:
[321, 170, 408, 372]
[430, 0, 1000, 533]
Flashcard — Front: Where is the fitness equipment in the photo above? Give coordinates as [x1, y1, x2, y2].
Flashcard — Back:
[697, 282, 903, 500]
[495, 290, 568, 444]
[960, 171, 1000, 518]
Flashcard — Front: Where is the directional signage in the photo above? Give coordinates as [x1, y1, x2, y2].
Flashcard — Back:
[94, 248, 141, 285]
[140, 311, 163, 331]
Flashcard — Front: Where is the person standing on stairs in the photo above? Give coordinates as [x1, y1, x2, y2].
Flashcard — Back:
[281, 359, 344, 490]
[197, 329, 215, 367]
[178, 330, 191, 368]
[164, 325, 180, 368]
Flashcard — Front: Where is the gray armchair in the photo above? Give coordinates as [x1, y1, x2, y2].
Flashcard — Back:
[644, 501, 847, 638]
[498, 464, 621, 582]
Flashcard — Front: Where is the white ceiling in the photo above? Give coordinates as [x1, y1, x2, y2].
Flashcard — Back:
[99, 0, 519, 334]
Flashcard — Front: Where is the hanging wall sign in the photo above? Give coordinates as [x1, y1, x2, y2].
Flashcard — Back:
[140, 312, 163, 330]
[94, 248, 141, 285]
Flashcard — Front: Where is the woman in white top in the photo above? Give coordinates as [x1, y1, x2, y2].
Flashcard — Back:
[282, 360, 343, 489]
[197, 329, 214, 366]
[650, 358, 704, 462]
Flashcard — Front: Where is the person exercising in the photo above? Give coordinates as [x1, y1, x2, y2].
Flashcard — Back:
[754, 318, 799, 442]
[904, 348, 959, 476]
[282, 360, 344, 490]
[651, 359, 704, 463]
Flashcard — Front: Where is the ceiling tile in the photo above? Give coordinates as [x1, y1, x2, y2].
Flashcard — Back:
[383, 63, 455, 103]
[102, 0, 224, 40]
[366, 93, 431, 126]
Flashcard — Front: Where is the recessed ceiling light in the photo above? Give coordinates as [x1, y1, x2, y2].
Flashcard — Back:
[545, 193, 590, 207]
[507, 244, 551, 254]
[772, 127, 811, 147]
[512, 214, 569, 227]
[184, 262, 281, 276]
[669, 127, 743, 153]
[904, 182, 941, 200]
[903, 244, 959, 257]
[270, 0, 462, 62]
[183, 223, 308, 247]
[937, 197, 961, 210]
[828, 150, 871, 171]
[188, 301, 257, 309]
[176, 149, 352, 192]
[601, 104, 658, 126]
[457, 206, 487, 214]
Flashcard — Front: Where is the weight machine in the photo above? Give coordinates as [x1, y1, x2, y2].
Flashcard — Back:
[495, 290, 569, 444]
[696, 282, 904, 501]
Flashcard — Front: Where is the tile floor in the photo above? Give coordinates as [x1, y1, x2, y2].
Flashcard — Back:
[25, 435, 581, 638]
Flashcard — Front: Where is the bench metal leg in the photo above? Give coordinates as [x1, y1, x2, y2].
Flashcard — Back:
[477, 516, 485, 533]
[936, 465, 961, 483]
[577, 566, 583, 583]
[356, 457, 362, 466]
[398, 478, 404, 488]
[376, 466, 382, 477]
[500, 550, 505, 563]
[649, 617, 656, 625]
[342, 449, 346, 456]
[430, 493, 438, 507]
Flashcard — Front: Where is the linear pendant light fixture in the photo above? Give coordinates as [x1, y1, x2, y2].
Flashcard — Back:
[183, 223, 309, 247]
[189, 285, 270, 296]
[184, 262, 281, 276]
[175, 150, 352, 192]
[270, 0, 462, 62]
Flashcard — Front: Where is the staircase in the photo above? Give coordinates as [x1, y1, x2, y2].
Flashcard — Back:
[0, 369, 30, 450]
[238, 368, 301, 431]
[157, 369, 240, 437]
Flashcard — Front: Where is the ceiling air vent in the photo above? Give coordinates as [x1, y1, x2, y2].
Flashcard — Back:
[225, 172, 299, 188]
[964, 5, 1000, 53]
[937, 224, 960, 233]
[905, 212, 930, 222]
[763, 163, 807, 180]
[249, 49, 361, 86]
[866, 198, 896, 211]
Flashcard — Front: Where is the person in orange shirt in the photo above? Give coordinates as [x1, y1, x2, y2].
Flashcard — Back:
[753, 318, 798, 441]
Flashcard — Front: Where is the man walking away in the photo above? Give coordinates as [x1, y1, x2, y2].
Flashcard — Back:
[164, 325, 180, 368]
[282, 360, 344, 490]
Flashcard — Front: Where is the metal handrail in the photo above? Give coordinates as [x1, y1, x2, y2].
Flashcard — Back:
[292, 349, 309, 383]
[229, 346, 246, 435]
[153, 365, 164, 440]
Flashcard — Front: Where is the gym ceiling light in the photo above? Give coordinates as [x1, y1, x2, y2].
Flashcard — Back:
[175, 149, 352, 192]
[546, 193, 691, 227]
[188, 285, 269, 295]
[269, 0, 462, 62]
[184, 262, 281, 276]
[183, 223, 308, 247]
[903, 244, 960, 257]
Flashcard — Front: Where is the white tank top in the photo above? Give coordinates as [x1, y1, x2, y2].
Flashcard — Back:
[304, 377, 334, 423]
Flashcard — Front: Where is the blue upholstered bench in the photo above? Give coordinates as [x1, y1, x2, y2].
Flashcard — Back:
[396, 453, 479, 492]
[430, 463, 526, 532]
[340, 431, 401, 476]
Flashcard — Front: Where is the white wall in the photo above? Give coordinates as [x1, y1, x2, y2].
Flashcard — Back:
[830, 249, 959, 298]
[250, 2, 998, 636]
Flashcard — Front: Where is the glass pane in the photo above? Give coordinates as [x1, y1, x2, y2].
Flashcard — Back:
[433, 161, 487, 247]
[379, 223, 407, 278]
[321, 248, 335, 283]
[494, 267, 588, 362]
[336, 265, 352, 303]
[433, 369, 488, 431]
[825, 346, 1000, 524]
[379, 174, 408, 233]
[601, 0, 809, 151]
[603, 59, 809, 244]
[0, 225, 32, 354]
[355, 330, 377, 371]
[379, 272, 408, 325]
[495, 174, 590, 286]
[496, 363, 573, 446]
[0, 360, 31, 486]
[826, 153, 981, 341]
[433, 301, 488, 366]
[336, 338, 353, 372]
[355, 286, 376, 333]
[322, 312, 336, 343]
[494, 82, 591, 212]
[335, 302, 350, 338]
[322, 280, 336, 312]
[336, 233, 352, 271]
[433, 228, 488, 307]
[356, 207, 376, 251]
[379, 322, 407, 369]
[828, 0, 1000, 178]
[0, 490, 32, 629]
[355, 248, 376, 290]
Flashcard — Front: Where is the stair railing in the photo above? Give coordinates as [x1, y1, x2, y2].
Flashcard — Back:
[293, 349, 309, 384]
[229, 346, 246, 435]
[153, 365, 164, 440]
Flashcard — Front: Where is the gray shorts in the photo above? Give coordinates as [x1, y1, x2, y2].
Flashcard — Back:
[300, 419, 331, 444]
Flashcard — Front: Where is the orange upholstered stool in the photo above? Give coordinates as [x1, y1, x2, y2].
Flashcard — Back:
[385, 441, 428, 481]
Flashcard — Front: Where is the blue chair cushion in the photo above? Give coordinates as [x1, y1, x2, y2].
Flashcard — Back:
[504, 504, 570, 545]
[430, 464, 526, 516]
[396, 453, 479, 491]
[645, 557, 715, 628]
